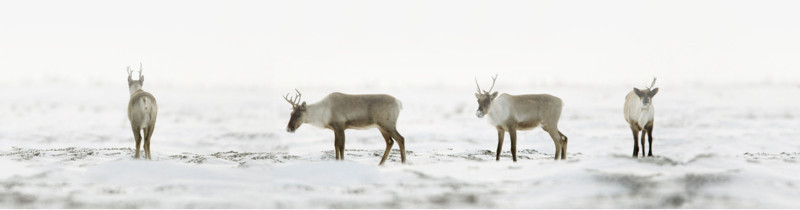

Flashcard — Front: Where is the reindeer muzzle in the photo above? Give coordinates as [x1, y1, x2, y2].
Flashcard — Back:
[476, 110, 484, 118]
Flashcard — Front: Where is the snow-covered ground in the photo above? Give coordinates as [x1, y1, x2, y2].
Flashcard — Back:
[1, 82, 799, 208]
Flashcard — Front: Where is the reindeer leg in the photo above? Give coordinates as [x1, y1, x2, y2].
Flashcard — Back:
[378, 128, 394, 165]
[333, 142, 339, 160]
[640, 129, 647, 157]
[389, 128, 406, 164]
[646, 125, 654, 157]
[142, 127, 151, 160]
[496, 127, 505, 161]
[559, 131, 568, 160]
[631, 127, 639, 158]
[340, 132, 346, 160]
[333, 128, 345, 160]
[145, 126, 155, 160]
[546, 127, 562, 160]
[144, 139, 151, 160]
[558, 131, 569, 160]
[509, 127, 518, 162]
[332, 130, 338, 160]
[132, 127, 142, 159]
[378, 127, 394, 165]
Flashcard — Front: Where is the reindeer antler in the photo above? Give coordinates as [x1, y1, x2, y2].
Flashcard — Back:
[126, 66, 133, 76]
[475, 74, 499, 94]
[283, 89, 303, 107]
[138, 62, 143, 79]
[293, 89, 302, 105]
[474, 77, 482, 94]
[487, 74, 498, 93]
[648, 77, 657, 89]
[282, 94, 296, 107]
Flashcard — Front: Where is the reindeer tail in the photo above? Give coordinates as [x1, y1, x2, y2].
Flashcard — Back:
[396, 100, 403, 110]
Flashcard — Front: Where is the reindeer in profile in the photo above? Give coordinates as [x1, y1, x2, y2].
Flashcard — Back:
[474, 75, 569, 161]
[127, 63, 158, 160]
[624, 77, 658, 158]
[283, 90, 406, 165]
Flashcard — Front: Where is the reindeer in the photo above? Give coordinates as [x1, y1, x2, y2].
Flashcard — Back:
[283, 90, 406, 165]
[474, 75, 568, 161]
[624, 77, 658, 158]
[127, 63, 158, 160]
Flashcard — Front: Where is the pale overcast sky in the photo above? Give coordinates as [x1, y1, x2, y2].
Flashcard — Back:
[1, 0, 799, 88]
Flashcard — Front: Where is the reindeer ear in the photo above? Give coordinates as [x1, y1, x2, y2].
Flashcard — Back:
[301, 102, 306, 108]
[490, 91, 499, 99]
[139, 75, 144, 83]
[475, 93, 482, 99]
[649, 88, 659, 97]
[633, 88, 643, 97]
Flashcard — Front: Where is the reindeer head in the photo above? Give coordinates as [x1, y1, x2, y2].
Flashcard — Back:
[127, 63, 145, 95]
[283, 89, 307, 133]
[474, 74, 499, 118]
[633, 77, 659, 107]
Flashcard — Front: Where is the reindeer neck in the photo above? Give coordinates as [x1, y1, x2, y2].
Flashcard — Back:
[302, 102, 330, 127]
[486, 94, 510, 124]
[129, 88, 144, 97]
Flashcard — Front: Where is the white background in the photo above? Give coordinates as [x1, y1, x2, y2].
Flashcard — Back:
[1, 1, 800, 208]
[2, 0, 799, 88]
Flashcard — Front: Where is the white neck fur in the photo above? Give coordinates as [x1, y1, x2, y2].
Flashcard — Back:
[486, 94, 510, 126]
[303, 101, 330, 128]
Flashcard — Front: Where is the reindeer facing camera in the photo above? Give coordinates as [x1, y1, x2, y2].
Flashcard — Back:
[624, 77, 659, 158]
